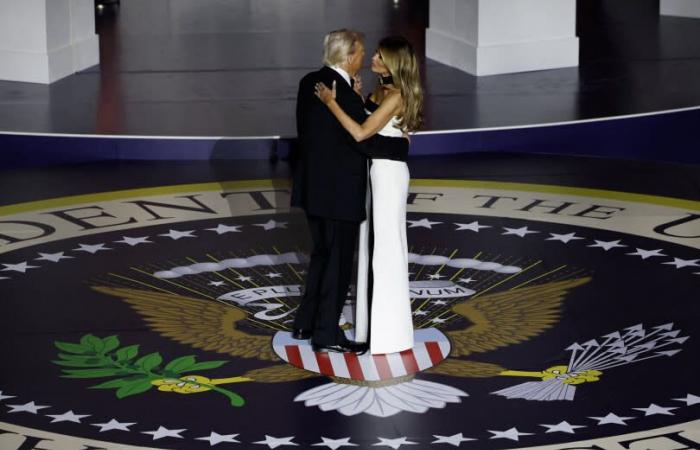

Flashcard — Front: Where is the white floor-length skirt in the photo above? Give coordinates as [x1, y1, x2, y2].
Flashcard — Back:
[355, 158, 413, 354]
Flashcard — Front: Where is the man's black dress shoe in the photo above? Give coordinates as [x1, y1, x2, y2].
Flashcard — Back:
[291, 329, 312, 340]
[340, 340, 369, 354]
[311, 342, 355, 353]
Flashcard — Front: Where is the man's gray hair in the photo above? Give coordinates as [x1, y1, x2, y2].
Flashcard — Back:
[322, 29, 365, 66]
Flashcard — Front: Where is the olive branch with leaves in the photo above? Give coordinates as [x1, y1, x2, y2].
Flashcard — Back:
[53, 334, 248, 406]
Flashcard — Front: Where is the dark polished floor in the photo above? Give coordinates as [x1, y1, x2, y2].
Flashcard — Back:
[2, 153, 698, 207]
[0, 0, 699, 136]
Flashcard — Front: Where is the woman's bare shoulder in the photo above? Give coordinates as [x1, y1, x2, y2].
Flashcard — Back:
[382, 89, 403, 115]
[381, 89, 402, 105]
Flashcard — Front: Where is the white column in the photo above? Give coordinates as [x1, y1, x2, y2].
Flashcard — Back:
[0, 0, 99, 84]
[660, 0, 700, 18]
[426, 0, 578, 76]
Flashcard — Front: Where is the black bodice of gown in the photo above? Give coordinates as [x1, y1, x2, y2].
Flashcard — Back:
[362, 97, 409, 162]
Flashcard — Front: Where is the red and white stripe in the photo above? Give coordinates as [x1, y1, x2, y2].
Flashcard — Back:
[273, 328, 451, 382]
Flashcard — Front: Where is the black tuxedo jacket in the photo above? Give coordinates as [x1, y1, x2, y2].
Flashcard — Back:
[291, 66, 384, 222]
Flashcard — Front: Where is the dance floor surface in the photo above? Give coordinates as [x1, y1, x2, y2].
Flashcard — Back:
[0, 154, 698, 449]
[1, 1, 699, 448]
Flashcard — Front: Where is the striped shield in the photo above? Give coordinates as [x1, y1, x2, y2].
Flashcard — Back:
[272, 328, 451, 382]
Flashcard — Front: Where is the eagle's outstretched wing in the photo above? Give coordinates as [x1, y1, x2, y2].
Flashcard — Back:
[92, 286, 278, 361]
[447, 277, 591, 357]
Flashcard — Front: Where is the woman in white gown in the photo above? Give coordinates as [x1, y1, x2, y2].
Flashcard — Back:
[315, 36, 424, 354]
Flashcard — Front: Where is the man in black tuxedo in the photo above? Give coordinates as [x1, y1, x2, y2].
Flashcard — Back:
[290, 29, 384, 353]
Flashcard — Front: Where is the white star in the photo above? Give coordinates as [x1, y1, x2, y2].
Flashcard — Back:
[540, 421, 585, 434]
[0, 391, 16, 401]
[627, 248, 666, 259]
[196, 431, 241, 445]
[208, 281, 226, 287]
[266, 272, 282, 278]
[254, 435, 298, 448]
[254, 220, 287, 231]
[372, 436, 418, 449]
[206, 224, 243, 234]
[159, 229, 195, 240]
[588, 240, 626, 251]
[236, 275, 253, 282]
[115, 236, 152, 246]
[312, 436, 358, 449]
[74, 243, 111, 254]
[663, 258, 700, 269]
[458, 277, 476, 284]
[35, 252, 73, 262]
[431, 299, 448, 306]
[454, 221, 490, 232]
[589, 412, 635, 425]
[502, 226, 538, 238]
[413, 310, 428, 316]
[431, 433, 476, 446]
[633, 403, 678, 416]
[142, 426, 186, 440]
[546, 232, 585, 243]
[407, 218, 442, 229]
[427, 273, 444, 280]
[92, 418, 136, 432]
[1, 262, 40, 273]
[431, 317, 448, 324]
[488, 427, 533, 441]
[7, 401, 50, 414]
[47, 410, 91, 423]
[673, 393, 700, 406]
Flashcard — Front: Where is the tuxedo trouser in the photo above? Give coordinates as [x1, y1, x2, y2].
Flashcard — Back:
[294, 214, 359, 345]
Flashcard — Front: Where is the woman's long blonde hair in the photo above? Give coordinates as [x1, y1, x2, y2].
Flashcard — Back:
[378, 36, 424, 132]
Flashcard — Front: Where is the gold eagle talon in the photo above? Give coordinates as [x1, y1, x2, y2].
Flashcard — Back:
[152, 374, 252, 394]
[499, 365, 602, 384]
